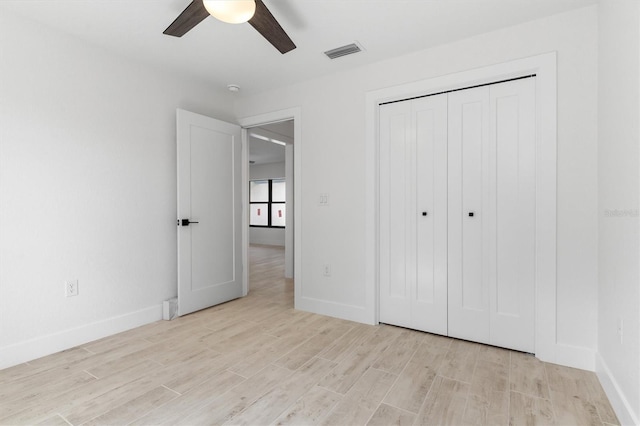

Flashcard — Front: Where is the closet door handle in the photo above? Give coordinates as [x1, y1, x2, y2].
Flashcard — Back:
[468, 212, 475, 217]
[422, 211, 428, 216]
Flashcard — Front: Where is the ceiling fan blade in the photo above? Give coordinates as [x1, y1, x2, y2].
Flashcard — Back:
[163, 0, 210, 37]
[248, 0, 296, 54]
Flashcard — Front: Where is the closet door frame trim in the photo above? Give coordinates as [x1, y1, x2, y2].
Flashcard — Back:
[365, 52, 557, 364]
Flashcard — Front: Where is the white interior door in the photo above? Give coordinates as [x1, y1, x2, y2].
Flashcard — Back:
[177, 109, 243, 316]
[379, 94, 448, 335]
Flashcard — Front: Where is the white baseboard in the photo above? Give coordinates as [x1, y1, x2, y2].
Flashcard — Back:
[0, 304, 163, 370]
[596, 353, 639, 426]
[296, 296, 373, 325]
[554, 343, 596, 371]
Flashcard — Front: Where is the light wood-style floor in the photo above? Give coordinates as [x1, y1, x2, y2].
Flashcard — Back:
[0, 245, 619, 426]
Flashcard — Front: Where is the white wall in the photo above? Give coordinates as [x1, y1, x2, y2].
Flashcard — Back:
[235, 6, 599, 367]
[597, 1, 640, 424]
[0, 10, 236, 368]
[249, 162, 286, 246]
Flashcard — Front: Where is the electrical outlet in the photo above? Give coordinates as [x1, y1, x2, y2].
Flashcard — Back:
[323, 264, 331, 277]
[65, 280, 79, 297]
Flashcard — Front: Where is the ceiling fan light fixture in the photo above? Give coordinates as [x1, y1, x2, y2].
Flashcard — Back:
[202, 0, 256, 24]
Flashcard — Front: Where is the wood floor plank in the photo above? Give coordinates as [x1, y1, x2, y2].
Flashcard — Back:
[422, 332, 454, 348]
[372, 328, 424, 375]
[264, 310, 330, 338]
[470, 346, 510, 396]
[273, 385, 343, 425]
[318, 326, 397, 395]
[20, 346, 93, 373]
[545, 361, 619, 424]
[366, 403, 416, 426]
[84, 342, 168, 379]
[82, 385, 179, 426]
[81, 329, 147, 354]
[509, 391, 556, 425]
[253, 309, 314, 335]
[60, 372, 171, 425]
[0, 369, 96, 413]
[581, 371, 620, 425]
[147, 341, 218, 366]
[74, 338, 154, 374]
[462, 345, 510, 424]
[227, 332, 310, 378]
[546, 362, 593, 399]
[463, 391, 509, 425]
[317, 323, 376, 363]
[383, 342, 448, 413]
[131, 370, 246, 426]
[510, 352, 551, 399]
[197, 320, 259, 349]
[224, 357, 338, 425]
[275, 322, 353, 371]
[63, 354, 234, 425]
[438, 339, 480, 383]
[321, 368, 397, 425]
[0, 362, 38, 385]
[414, 375, 470, 425]
[181, 363, 294, 425]
[160, 350, 235, 394]
[551, 390, 601, 426]
[208, 324, 280, 354]
[0, 362, 95, 402]
[34, 413, 70, 426]
[0, 360, 159, 424]
[143, 317, 212, 344]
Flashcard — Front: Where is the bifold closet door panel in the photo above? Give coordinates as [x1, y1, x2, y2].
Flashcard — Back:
[379, 101, 413, 328]
[379, 95, 448, 334]
[448, 86, 491, 345]
[489, 78, 536, 353]
[413, 95, 448, 335]
[448, 78, 536, 352]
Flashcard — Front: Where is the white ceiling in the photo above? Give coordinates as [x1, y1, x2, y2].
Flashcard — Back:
[249, 120, 293, 165]
[1, 0, 594, 97]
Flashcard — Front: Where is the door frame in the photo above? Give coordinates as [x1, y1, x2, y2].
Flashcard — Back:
[366, 52, 561, 364]
[238, 108, 301, 303]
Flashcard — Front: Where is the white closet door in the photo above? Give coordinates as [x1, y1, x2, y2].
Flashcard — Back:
[489, 78, 536, 353]
[379, 95, 448, 334]
[413, 95, 448, 335]
[380, 100, 413, 328]
[447, 86, 491, 345]
[448, 79, 536, 352]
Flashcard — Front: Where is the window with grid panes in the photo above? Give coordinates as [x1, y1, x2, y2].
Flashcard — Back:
[249, 179, 285, 228]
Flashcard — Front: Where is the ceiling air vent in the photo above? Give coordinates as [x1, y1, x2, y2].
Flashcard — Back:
[324, 43, 362, 59]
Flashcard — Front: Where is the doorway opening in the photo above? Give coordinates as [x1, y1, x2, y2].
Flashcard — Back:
[246, 120, 294, 298]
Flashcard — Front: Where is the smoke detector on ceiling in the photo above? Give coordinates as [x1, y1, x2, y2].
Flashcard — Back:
[227, 84, 241, 92]
[324, 42, 364, 60]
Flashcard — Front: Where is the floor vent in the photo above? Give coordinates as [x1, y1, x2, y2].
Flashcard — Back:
[324, 43, 362, 59]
